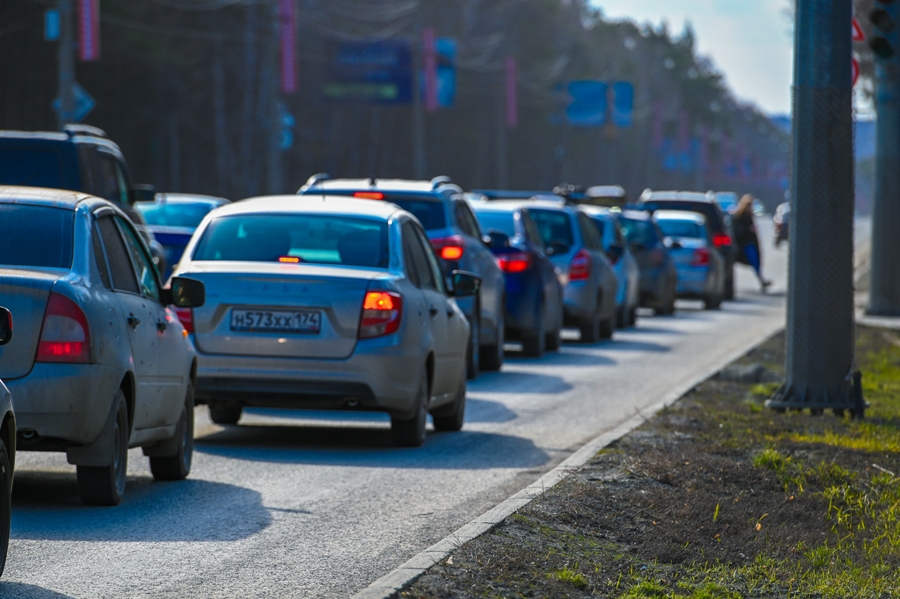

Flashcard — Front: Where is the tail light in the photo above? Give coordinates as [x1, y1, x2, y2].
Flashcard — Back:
[568, 249, 591, 281]
[496, 252, 532, 273]
[174, 307, 194, 334]
[431, 235, 465, 261]
[36, 292, 90, 363]
[359, 291, 403, 339]
[691, 248, 711, 266]
[353, 192, 385, 200]
[712, 233, 732, 247]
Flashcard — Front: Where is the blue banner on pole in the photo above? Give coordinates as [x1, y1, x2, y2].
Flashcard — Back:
[325, 41, 413, 104]
[436, 38, 457, 108]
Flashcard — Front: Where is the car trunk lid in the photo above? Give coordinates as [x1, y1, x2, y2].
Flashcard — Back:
[0, 269, 62, 379]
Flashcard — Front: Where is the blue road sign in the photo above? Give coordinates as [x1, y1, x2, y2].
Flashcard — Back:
[44, 9, 60, 41]
[612, 81, 634, 128]
[325, 41, 413, 104]
[566, 81, 607, 127]
[52, 82, 96, 123]
[436, 38, 457, 108]
[279, 103, 295, 151]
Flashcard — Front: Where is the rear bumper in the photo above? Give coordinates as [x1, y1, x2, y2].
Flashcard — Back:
[675, 266, 712, 297]
[6, 363, 121, 446]
[562, 280, 596, 322]
[194, 342, 422, 417]
[503, 275, 541, 338]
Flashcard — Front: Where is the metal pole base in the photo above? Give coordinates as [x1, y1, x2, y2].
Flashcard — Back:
[766, 370, 867, 417]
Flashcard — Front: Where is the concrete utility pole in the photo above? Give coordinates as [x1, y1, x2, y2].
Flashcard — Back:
[867, 0, 900, 316]
[768, 0, 862, 414]
[56, 0, 75, 130]
[265, 0, 283, 194]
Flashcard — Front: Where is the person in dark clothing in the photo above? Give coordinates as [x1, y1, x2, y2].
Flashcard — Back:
[733, 194, 772, 292]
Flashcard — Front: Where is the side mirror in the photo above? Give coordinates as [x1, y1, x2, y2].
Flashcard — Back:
[546, 240, 570, 256]
[450, 270, 481, 298]
[629, 242, 645, 254]
[130, 184, 157, 205]
[485, 230, 511, 250]
[163, 277, 206, 308]
[0, 307, 11, 345]
[607, 244, 624, 264]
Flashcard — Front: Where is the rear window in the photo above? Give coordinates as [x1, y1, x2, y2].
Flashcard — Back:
[656, 219, 706, 240]
[529, 209, 574, 247]
[472, 210, 516, 237]
[383, 197, 446, 231]
[642, 201, 723, 231]
[0, 205, 74, 268]
[590, 217, 605, 237]
[0, 148, 63, 188]
[136, 201, 216, 228]
[619, 217, 658, 246]
[193, 214, 390, 268]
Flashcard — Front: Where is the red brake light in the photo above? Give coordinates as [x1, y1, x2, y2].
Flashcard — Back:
[431, 235, 465, 262]
[691, 247, 711, 266]
[712, 233, 732, 247]
[568, 249, 591, 281]
[36, 292, 90, 363]
[497, 252, 532, 273]
[174, 307, 194, 334]
[359, 291, 403, 339]
[353, 192, 385, 200]
[278, 256, 301, 263]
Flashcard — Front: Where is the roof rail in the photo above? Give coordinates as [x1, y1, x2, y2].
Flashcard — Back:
[299, 173, 331, 192]
[63, 124, 107, 138]
[430, 176, 453, 189]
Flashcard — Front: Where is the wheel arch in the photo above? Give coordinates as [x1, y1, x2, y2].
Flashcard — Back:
[119, 371, 136, 434]
[425, 352, 435, 396]
[1, 410, 15, 476]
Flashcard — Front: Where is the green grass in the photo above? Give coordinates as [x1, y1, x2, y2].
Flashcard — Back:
[548, 565, 588, 588]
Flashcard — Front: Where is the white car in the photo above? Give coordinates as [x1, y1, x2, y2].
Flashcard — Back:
[173, 195, 478, 447]
[0, 187, 205, 506]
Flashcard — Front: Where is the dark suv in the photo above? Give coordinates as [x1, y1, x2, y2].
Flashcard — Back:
[635, 190, 736, 299]
[299, 175, 506, 378]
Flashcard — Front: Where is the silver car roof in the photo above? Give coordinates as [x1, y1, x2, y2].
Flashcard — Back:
[214, 194, 405, 221]
[653, 209, 708, 224]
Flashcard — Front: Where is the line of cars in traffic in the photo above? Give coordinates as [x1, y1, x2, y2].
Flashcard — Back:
[0, 125, 745, 576]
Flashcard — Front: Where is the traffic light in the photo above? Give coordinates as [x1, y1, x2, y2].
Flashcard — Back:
[869, 0, 898, 59]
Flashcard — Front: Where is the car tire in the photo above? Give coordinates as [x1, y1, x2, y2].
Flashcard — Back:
[149, 382, 195, 481]
[704, 291, 722, 310]
[545, 324, 562, 352]
[210, 405, 242, 426]
[616, 304, 627, 329]
[479, 303, 504, 372]
[432, 380, 466, 432]
[77, 389, 128, 507]
[724, 265, 735, 300]
[0, 437, 10, 577]
[600, 317, 615, 339]
[466, 309, 480, 381]
[391, 372, 428, 447]
[628, 305, 638, 327]
[580, 315, 600, 343]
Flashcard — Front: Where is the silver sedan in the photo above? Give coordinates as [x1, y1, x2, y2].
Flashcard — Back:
[173, 196, 478, 447]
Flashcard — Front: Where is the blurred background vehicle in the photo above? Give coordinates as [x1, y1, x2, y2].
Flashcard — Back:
[637, 190, 736, 300]
[175, 195, 477, 447]
[299, 176, 505, 378]
[773, 201, 791, 247]
[710, 191, 739, 217]
[135, 193, 231, 279]
[0, 187, 203, 506]
[522, 198, 618, 342]
[617, 210, 677, 315]
[654, 210, 725, 310]
[581, 206, 641, 328]
[469, 199, 563, 357]
[0, 306, 14, 579]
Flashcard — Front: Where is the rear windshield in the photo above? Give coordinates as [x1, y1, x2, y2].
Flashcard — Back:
[0, 205, 74, 268]
[382, 197, 445, 230]
[136, 201, 217, 229]
[472, 210, 516, 237]
[642, 201, 723, 230]
[529, 208, 574, 247]
[656, 219, 706, 240]
[619, 217, 658, 246]
[590, 217, 605, 237]
[0, 148, 63, 188]
[193, 214, 390, 268]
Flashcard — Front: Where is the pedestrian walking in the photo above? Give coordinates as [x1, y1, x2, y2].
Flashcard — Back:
[732, 194, 772, 292]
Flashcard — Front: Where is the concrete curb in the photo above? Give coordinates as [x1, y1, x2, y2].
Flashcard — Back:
[351, 324, 786, 599]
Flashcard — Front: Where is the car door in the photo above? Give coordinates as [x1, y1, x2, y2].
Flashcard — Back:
[409, 223, 460, 399]
[577, 212, 612, 308]
[454, 199, 502, 330]
[95, 213, 164, 431]
[523, 210, 560, 317]
[114, 215, 188, 428]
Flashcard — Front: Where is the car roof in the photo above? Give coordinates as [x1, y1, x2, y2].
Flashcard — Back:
[155, 193, 230, 205]
[640, 190, 712, 203]
[619, 209, 653, 221]
[215, 194, 405, 221]
[653, 209, 707, 224]
[469, 199, 526, 212]
[0, 185, 92, 208]
[578, 205, 614, 217]
[303, 178, 462, 196]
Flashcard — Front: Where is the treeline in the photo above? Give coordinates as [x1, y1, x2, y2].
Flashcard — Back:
[1, 0, 790, 205]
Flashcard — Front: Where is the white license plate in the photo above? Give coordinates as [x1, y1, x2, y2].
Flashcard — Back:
[230, 309, 322, 334]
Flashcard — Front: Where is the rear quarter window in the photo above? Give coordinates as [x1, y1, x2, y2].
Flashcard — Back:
[0, 148, 64, 188]
[529, 209, 574, 247]
[0, 205, 74, 268]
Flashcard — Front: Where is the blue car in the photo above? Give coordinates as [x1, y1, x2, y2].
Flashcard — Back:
[135, 193, 230, 279]
[618, 210, 678, 315]
[469, 200, 563, 357]
[582, 207, 641, 328]
[653, 210, 725, 310]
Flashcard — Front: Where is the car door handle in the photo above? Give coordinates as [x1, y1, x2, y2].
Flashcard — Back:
[446, 306, 455, 317]
[429, 306, 439, 318]
[156, 319, 168, 332]
[127, 314, 141, 328]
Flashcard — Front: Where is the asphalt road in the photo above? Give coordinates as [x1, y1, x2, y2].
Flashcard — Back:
[3, 222, 797, 598]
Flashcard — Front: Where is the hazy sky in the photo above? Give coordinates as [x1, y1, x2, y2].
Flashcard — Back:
[593, 0, 794, 116]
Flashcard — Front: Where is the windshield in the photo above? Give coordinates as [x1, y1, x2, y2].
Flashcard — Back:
[656, 219, 706, 240]
[642, 201, 723, 231]
[0, 204, 74, 268]
[193, 214, 390, 268]
[529, 208, 574, 247]
[0, 148, 63, 188]
[472, 210, 516, 238]
[136, 201, 218, 229]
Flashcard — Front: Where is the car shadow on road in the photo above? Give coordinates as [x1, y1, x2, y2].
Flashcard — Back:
[506, 350, 617, 369]
[195, 426, 550, 470]
[0, 582, 76, 599]
[471, 370, 577, 393]
[10, 473, 271, 542]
